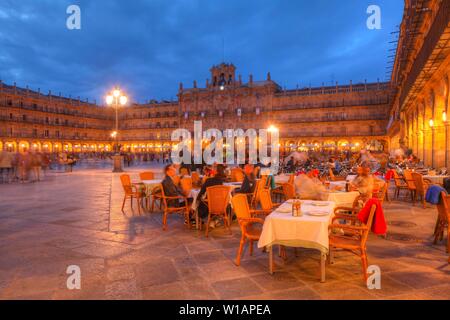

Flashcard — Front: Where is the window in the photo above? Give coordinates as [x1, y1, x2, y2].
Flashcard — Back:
[45, 117, 49, 124]
[55, 118, 59, 124]
[64, 119, 68, 125]
[55, 130, 60, 138]
[32, 129, 37, 137]
[9, 113, 12, 119]
[7, 100, 12, 106]
[44, 130, 49, 137]
[22, 114, 27, 121]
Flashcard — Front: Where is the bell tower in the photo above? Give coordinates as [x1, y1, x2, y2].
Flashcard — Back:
[210, 63, 236, 89]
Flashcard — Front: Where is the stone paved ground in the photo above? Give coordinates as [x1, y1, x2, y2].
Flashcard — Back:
[0, 163, 449, 300]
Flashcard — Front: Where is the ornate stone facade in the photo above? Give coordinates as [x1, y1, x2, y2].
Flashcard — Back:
[388, 0, 450, 168]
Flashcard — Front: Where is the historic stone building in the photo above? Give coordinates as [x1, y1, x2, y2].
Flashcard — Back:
[1, 0, 449, 164]
[388, 0, 450, 168]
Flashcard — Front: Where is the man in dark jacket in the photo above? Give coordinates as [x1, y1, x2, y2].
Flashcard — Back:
[161, 164, 185, 208]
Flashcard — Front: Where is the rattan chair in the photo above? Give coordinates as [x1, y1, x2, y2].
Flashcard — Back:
[205, 185, 232, 237]
[403, 169, 417, 203]
[232, 194, 264, 266]
[329, 204, 377, 281]
[434, 191, 450, 263]
[411, 172, 430, 208]
[282, 183, 296, 200]
[393, 171, 409, 199]
[159, 183, 190, 231]
[231, 167, 245, 182]
[120, 174, 144, 214]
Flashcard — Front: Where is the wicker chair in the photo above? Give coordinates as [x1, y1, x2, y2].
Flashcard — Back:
[393, 171, 409, 199]
[434, 191, 450, 263]
[411, 172, 430, 208]
[120, 174, 144, 214]
[253, 188, 278, 217]
[329, 204, 377, 281]
[282, 183, 296, 200]
[159, 183, 190, 231]
[329, 168, 346, 181]
[232, 194, 264, 266]
[403, 169, 417, 203]
[231, 167, 245, 182]
[205, 185, 232, 237]
[273, 174, 294, 201]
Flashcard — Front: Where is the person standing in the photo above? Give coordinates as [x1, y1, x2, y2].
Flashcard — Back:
[0, 149, 13, 183]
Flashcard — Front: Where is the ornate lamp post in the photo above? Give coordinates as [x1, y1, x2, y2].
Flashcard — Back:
[106, 87, 128, 172]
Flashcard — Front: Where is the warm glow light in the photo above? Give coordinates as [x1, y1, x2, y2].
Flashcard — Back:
[443, 111, 447, 122]
[267, 125, 278, 133]
[106, 95, 113, 105]
[113, 89, 121, 97]
[119, 95, 128, 105]
[429, 118, 434, 128]
[111, 131, 117, 138]
[219, 85, 225, 91]
[355, 142, 360, 147]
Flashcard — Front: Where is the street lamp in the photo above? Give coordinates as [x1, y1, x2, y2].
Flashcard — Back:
[106, 87, 128, 172]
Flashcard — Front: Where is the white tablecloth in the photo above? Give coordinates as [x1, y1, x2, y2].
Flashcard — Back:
[258, 200, 335, 253]
[142, 179, 162, 194]
[423, 175, 449, 185]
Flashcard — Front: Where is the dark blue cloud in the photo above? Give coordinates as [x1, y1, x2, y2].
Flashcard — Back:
[0, 0, 403, 104]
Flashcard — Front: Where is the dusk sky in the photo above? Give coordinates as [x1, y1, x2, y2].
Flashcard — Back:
[0, 0, 404, 104]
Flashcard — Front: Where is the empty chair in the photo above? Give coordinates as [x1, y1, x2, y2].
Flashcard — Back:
[403, 169, 416, 203]
[329, 203, 378, 281]
[393, 171, 408, 199]
[159, 183, 190, 231]
[411, 172, 430, 208]
[205, 185, 232, 237]
[232, 194, 264, 266]
[231, 167, 245, 182]
[120, 174, 144, 214]
[329, 168, 346, 181]
[434, 191, 450, 263]
[282, 183, 296, 200]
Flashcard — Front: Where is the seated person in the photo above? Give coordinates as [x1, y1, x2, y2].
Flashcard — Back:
[161, 164, 186, 208]
[349, 166, 374, 201]
[196, 164, 228, 225]
[236, 164, 256, 194]
[294, 170, 327, 200]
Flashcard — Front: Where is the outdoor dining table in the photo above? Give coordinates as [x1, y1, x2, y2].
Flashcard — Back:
[141, 179, 162, 195]
[422, 175, 449, 186]
[258, 199, 336, 282]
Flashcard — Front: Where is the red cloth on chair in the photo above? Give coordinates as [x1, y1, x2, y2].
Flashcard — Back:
[384, 169, 395, 181]
[357, 198, 387, 235]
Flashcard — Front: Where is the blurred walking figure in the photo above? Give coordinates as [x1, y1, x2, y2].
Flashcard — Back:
[0, 148, 13, 183]
[30, 151, 42, 182]
[17, 149, 31, 183]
